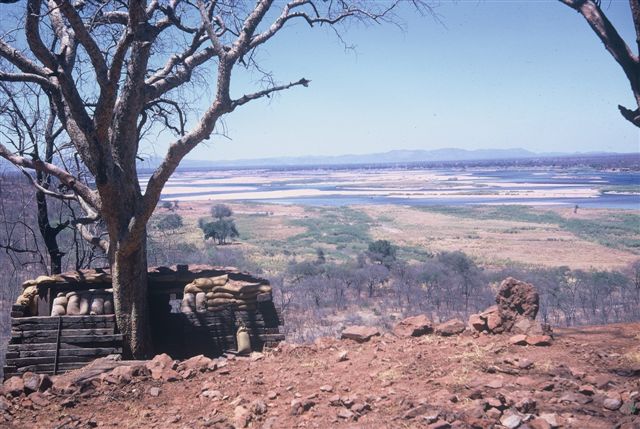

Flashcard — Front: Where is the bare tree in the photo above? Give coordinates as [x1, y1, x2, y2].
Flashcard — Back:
[0, 0, 416, 358]
[559, 0, 640, 127]
[0, 84, 107, 274]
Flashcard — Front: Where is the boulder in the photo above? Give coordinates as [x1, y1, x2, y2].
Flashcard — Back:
[179, 354, 214, 373]
[340, 326, 380, 343]
[393, 315, 433, 337]
[146, 353, 181, 382]
[468, 314, 486, 332]
[3, 377, 24, 397]
[22, 372, 49, 394]
[435, 319, 466, 336]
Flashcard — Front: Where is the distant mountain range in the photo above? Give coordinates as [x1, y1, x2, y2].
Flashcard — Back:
[136, 147, 619, 170]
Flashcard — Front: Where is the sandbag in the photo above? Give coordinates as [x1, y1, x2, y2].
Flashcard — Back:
[51, 304, 66, 316]
[181, 292, 196, 314]
[79, 294, 91, 315]
[53, 294, 68, 307]
[207, 298, 238, 306]
[191, 275, 228, 289]
[90, 296, 105, 315]
[212, 282, 266, 295]
[184, 284, 203, 294]
[236, 326, 251, 355]
[195, 292, 206, 313]
[207, 303, 256, 312]
[205, 292, 236, 300]
[104, 297, 114, 314]
[66, 294, 81, 315]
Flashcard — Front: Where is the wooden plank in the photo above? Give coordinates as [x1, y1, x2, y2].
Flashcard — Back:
[7, 342, 119, 352]
[7, 352, 117, 367]
[12, 320, 116, 331]
[14, 328, 115, 339]
[7, 362, 90, 375]
[14, 334, 123, 345]
[7, 347, 122, 359]
[12, 315, 115, 325]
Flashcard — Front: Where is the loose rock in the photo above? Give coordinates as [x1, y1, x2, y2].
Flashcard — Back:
[341, 326, 381, 343]
[393, 315, 433, 337]
[435, 319, 466, 336]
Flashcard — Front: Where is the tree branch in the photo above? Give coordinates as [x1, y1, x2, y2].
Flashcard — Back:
[231, 77, 310, 108]
[53, 0, 109, 84]
[559, 0, 640, 126]
[0, 142, 101, 210]
[18, 166, 77, 200]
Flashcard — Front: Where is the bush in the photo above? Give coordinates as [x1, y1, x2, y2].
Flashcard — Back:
[155, 213, 183, 230]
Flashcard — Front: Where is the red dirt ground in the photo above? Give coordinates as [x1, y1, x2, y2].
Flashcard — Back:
[2, 323, 639, 429]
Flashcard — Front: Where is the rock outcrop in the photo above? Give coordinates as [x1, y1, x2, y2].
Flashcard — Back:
[468, 277, 550, 339]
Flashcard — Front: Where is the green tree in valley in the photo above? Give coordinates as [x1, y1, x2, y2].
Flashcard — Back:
[202, 218, 239, 245]
[367, 239, 397, 268]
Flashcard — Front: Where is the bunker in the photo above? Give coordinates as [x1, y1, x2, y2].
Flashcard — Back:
[4, 265, 284, 379]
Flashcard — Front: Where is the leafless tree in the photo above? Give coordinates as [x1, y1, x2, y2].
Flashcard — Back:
[559, 0, 640, 127]
[0, 83, 107, 274]
[0, 0, 420, 357]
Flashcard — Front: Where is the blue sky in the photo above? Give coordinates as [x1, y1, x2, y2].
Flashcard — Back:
[150, 1, 640, 161]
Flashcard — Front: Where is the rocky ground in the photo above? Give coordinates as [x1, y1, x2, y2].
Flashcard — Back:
[1, 321, 638, 429]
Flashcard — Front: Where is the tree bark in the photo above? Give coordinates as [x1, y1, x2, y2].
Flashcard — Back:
[111, 232, 151, 359]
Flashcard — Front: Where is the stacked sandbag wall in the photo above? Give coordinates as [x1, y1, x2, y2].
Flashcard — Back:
[51, 289, 115, 316]
[181, 275, 273, 314]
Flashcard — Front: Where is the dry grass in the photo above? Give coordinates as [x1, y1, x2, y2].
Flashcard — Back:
[362, 205, 638, 269]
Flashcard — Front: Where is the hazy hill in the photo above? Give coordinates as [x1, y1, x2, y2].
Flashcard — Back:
[135, 147, 614, 170]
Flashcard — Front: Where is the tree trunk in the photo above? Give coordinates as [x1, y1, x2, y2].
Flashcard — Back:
[111, 232, 152, 359]
[36, 189, 64, 275]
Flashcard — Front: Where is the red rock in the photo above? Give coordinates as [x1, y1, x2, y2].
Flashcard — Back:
[27, 392, 49, 408]
[435, 319, 466, 336]
[509, 334, 528, 346]
[393, 314, 433, 337]
[234, 405, 251, 428]
[110, 365, 135, 384]
[578, 385, 596, 396]
[496, 277, 540, 332]
[146, 353, 181, 381]
[179, 354, 214, 373]
[341, 326, 381, 343]
[290, 399, 315, 415]
[146, 353, 176, 370]
[22, 372, 41, 394]
[468, 314, 486, 332]
[337, 408, 355, 420]
[3, 377, 24, 397]
[526, 335, 552, 346]
[486, 312, 503, 332]
[528, 418, 551, 429]
[485, 378, 504, 389]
